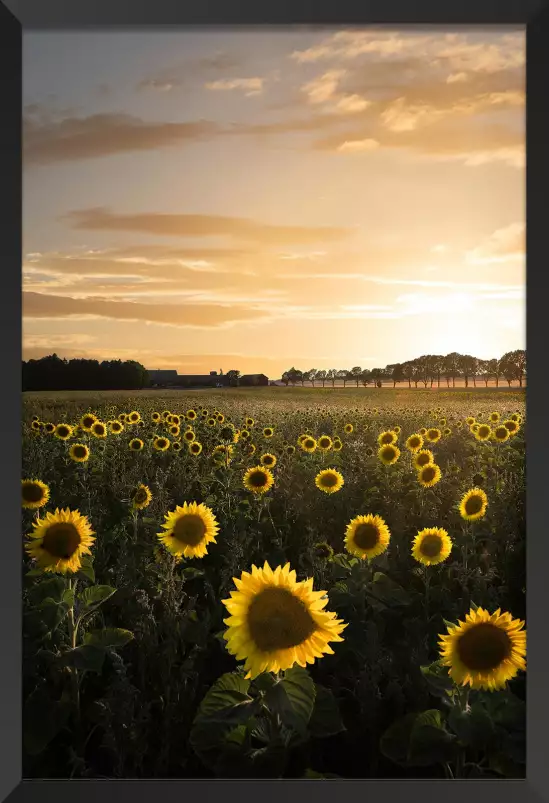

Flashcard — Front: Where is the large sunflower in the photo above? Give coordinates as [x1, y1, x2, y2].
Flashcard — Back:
[80, 413, 97, 431]
[489, 412, 500, 424]
[69, 443, 90, 463]
[475, 424, 492, 442]
[158, 501, 219, 559]
[129, 438, 144, 452]
[26, 508, 95, 574]
[189, 441, 203, 456]
[91, 421, 107, 439]
[315, 468, 344, 494]
[438, 607, 526, 690]
[459, 487, 488, 521]
[417, 463, 442, 487]
[378, 430, 397, 446]
[222, 561, 347, 679]
[54, 424, 73, 441]
[344, 514, 390, 560]
[22, 479, 50, 510]
[378, 444, 400, 465]
[153, 437, 170, 452]
[109, 420, 124, 434]
[425, 428, 442, 443]
[243, 466, 275, 495]
[493, 425, 510, 443]
[301, 436, 317, 453]
[317, 435, 333, 451]
[406, 433, 424, 452]
[412, 527, 452, 566]
[503, 419, 520, 436]
[132, 484, 152, 510]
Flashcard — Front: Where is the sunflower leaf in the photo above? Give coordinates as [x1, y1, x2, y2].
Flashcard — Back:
[77, 554, 95, 583]
[59, 644, 106, 674]
[448, 704, 496, 750]
[27, 577, 66, 607]
[267, 666, 316, 736]
[23, 684, 71, 756]
[309, 684, 345, 738]
[84, 628, 134, 649]
[78, 585, 117, 610]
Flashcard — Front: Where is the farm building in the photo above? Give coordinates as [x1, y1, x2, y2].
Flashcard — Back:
[239, 374, 269, 387]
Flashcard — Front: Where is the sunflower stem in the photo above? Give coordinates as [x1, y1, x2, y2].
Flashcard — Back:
[67, 577, 81, 722]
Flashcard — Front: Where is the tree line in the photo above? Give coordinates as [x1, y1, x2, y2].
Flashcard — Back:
[22, 354, 150, 391]
[281, 350, 526, 389]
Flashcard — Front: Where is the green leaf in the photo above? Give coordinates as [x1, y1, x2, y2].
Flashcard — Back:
[78, 585, 116, 609]
[266, 666, 316, 735]
[420, 662, 455, 698]
[84, 628, 134, 649]
[59, 645, 106, 674]
[252, 672, 277, 694]
[27, 577, 66, 607]
[449, 704, 495, 750]
[23, 685, 71, 756]
[408, 710, 457, 767]
[62, 588, 75, 606]
[77, 554, 95, 583]
[309, 684, 346, 739]
[25, 568, 45, 578]
[380, 713, 418, 766]
[141, 517, 157, 524]
[181, 566, 204, 580]
[371, 572, 410, 606]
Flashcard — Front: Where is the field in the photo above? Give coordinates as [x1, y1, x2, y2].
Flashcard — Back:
[22, 387, 526, 780]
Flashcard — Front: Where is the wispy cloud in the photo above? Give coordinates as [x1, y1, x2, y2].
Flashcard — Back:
[465, 222, 525, 264]
[205, 77, 265, 95]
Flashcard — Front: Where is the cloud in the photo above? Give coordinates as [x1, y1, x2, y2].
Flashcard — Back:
[23, 291, 268, 329]
[24, 333, 97, 349]
[24, 113, 223, 165]
[447, 72, 468, 84]
[302, 69, 347, 104]
[336, 138, 380, 153]
[465, 222, 525, 264]
[136, 51, 243, 92]
[61, 207, 351, 245]
[205, 77, 264, 95]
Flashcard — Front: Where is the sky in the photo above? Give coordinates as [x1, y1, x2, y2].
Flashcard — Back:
[22, 27, 525, 378]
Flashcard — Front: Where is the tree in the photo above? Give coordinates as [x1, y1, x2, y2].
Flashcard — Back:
[402, 361, 414, 388]
[316, 369, 327, 387]
[281, 371, 290, 386]
[500, 353, 519, 386]
[389, 363, 405, 388]
[371, 368, 383, 387]
[308, 369, 317, 387]
[459, 355, 477, 389]
[351, 366, 362, 387]
[360, 368, 372, 387]
[226, 369, 241, 387]
[445, 352, 461, 388]
[327, 369, 337, 388]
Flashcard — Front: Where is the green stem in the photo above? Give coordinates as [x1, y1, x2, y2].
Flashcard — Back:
[67, 578, 81, 721]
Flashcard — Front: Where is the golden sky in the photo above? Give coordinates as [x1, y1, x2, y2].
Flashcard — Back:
[23, 27, 525, 378]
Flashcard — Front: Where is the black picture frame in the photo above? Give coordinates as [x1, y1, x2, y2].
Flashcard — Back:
[3, 1, 547, 802]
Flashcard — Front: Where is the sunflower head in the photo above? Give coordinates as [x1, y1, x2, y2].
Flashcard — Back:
[222, 561, 347, 679]
[154, 437, 170, 452]
[54, 424, 73, 441]
[22, 479, 50, 510]
[490, 412, 500, 423]
[438, 607, 526, 690]
[503, 419, 520, 435]
[426, 428, 442, 443]
[189, 441, 202, 456]
[44, 422, 56, 434]
[245, 417, 255, 427]
[406, 433, 424, 452]
[418, 463, 442, 487]
[260, 453, 277, 468]
[132, 483, 152, 510]
[172, 441, 182, 452]
[493, 425, 510, 442]
[475, 424, 492, 442]
[80, 413, 97, 431]
[129, 438, 144, 452]
[69, 443, 90, 463]
[243, 466, 274, 495]
[419, 427, 427, 436]
[345, 514, 390, 560]
[378, 430, 397, 446]
[129, 411, 140, 424]
[333, 440, 343, 452]
[263, 427, 274, 438]
[313, 542, 334, 560]
[459, 487, 488, 521]
[413, 449, 434, 470]
[109, 420, 124, 434]
[301, 436, 317, 453]
[315, 468, 344, 494]
[151, 412, 161, 423]
[158, 501, 219, 559]
[378, 444, 400, 465]
[187, 410, 197, 421]
[412, 527, 452, 566]
[344, 424, 354, 434]
[217, 414, 225, 424]
[466, 417, 475, 426]
[26, 508, 95, 574]
[91, 421, 107, 439]
[318, 435, 333, 451]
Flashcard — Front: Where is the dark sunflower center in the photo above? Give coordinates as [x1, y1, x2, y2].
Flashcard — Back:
[320, 472, 338, 488]
[94, 425, 105, 435]
[319, 438, 330, 448]
[184, 432, 194, 441]
[42, 523, 81, 559]
[419, 534, 442, 557]
[381, 433, 394, 444]
[157, 439, 167, 448]
[382, 447, 396, 460]
[428, 430, 438, 439]
[409, 437, 420, 447]
[506, 422, 517, 432]
[83, 417, 94, 428]
[457, 623, 511, 671]
[22, 483, 45, 503]
[247, 587, 316, 652]
[479, 426, 490, 437]
[249, 470, 268, 488]
[495, 427, 507, 439]
[304, 439, 315, 449]
[172, 514, 206, 546]
[263, 456, 274, 465]
[73, 446, 87, 458]
[465, 494, 483, 515]
[57, 427, 70, 437]
[422, 466, 436, 482]
[134, 488, 148, 504]
[353, 523, 380, 550]
[191, 443, 200, 452]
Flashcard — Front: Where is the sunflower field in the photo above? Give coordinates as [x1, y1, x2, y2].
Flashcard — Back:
[22, 388, 526, 780]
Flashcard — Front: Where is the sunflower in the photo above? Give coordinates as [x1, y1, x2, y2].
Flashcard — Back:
[189, 441, 203, 456]
[153, 437, 170, 452]
[242, 466, 273, 495]
[412, 528, 452, 566]
[31, 420, 43, 431]
[510, 413, 522, 423]
[285, 443, 296, 455]
[345, 514, 390, 560]
[213, 444, 234, 462]
[151, 412, 161, 423]
[161, 410, 171, 421]
[443, 427, 452, 436]
[378, 444, 400, 466]
[490, 412, 500, 423]
[109, 420, 124, 435]
[247, 443, 257, 455]
[129, 438, 144, 452]
[493, 425, 510, 443]
[206, 417, 217, 427]
[187, 410, 197, 421]
[54, 424, 73, 441]
[158, 501, 219, 559]
[222, 561, 347, 679]
[130, 483, 152, 510]
[80, 413, 97, 431]
[44, 422, 56, 434]
[167, 425, 179, 438]
[438, 607, 526, 690]
[426, 428, 442, 443]
[406, 433, 424, 452]
[333, 440, 343, 452]
[344, 423, 354, 434]
[314, 542, 334, 560]
[260, 453, 277, 468]
[316, 435, 332, 451]
[503, 419, 520, 436]
[181, 429, 195, 443]
[217, 414, 225, 424]
[91, 421, 107, 439]
[301, 436, 317, 453]
[263, 427, 274, 438]
[474, 424, 492, 442]
[419, 427, 427, 436]
[201, 409, 209, 417]
[22, 479, 50, 510]
[459, 487, 488, 521]
[119, 413, 128, 423]
[378, 430, 397, 446]
[245, 417, 255, 428]
[220, 424, 237, 442]
[466, 417, 475, 426]
[315, 468, 344, 494]
[26, 508, 95, 574]
[69, 443, 90, 463]
[417, 463, 442, 487]
[439, 419, 446, 427]
[171, 414, 181, 426]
